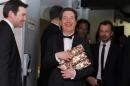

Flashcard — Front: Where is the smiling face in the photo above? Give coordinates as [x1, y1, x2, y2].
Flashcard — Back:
[13, 7, 27, 28]
[9, 6, 27, 28]
[60, 10, 77, 34]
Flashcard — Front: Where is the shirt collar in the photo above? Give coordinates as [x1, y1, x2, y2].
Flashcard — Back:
[3, 18, 15, 34]
[100, 40, 111, 46]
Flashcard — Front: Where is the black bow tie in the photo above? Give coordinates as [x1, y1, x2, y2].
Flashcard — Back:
[62, 34, 74, 39]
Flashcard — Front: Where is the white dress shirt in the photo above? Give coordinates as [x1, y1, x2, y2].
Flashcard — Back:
[97, 40, 111, 80]
[63, 36, 74, 51]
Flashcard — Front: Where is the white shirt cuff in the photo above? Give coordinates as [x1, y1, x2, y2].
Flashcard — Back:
[71, 70, 76, 79]
[55, 53, 61, 62]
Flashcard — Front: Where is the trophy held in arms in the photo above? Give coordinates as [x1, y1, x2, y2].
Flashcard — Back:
[58, 44, 91, 70]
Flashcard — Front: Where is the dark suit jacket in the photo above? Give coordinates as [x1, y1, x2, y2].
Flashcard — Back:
[90, 41, 121, 86]
[118, 36, 130, 86]
[41, 23, 61, 44]
[44, 33, 93, 86]
[0, 20, 22, 86]
[38, 23, 62, 86]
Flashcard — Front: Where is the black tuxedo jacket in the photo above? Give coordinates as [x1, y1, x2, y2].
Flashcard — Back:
[38, 23, 62, 86]
[0, 20, 22, 86]
[41, 23, 61, 44]
[90, 42, 121, 86]
[43, 33, 93, 86]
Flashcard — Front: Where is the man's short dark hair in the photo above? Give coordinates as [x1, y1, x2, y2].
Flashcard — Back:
[59, 7, 78, 20]
[49, 5, 63, 20]
[3, 0, 28, 18]
[98, 20, 114, 31]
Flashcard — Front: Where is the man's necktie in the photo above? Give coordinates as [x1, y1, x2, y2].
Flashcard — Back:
[101, 44, 106, 80]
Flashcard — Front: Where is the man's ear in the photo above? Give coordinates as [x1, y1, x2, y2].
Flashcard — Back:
[8, 11, 15, 18]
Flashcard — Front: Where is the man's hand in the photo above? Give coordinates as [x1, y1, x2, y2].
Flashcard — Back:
[86, 76, 98, 86]
[56, 51, 72, 61]
[61, 68, 76, 79]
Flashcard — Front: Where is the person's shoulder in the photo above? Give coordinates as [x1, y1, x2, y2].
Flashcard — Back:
[74, 33, 84, 41]
[46, 23, 59, 30]
[0, 20, 6, 28]
[48, 32, 62, 39]
[0, 21, 13, 41]
[0, 20, 11, 33]
[110, 42, 123, 53]
[91, 42, 100, 46]
[43, 23, 60, 34]
[90, 42, 97, 46]
[128, 35, 130, 39]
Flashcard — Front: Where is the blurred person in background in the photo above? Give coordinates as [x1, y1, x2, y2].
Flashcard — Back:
[38, 5, 63, 86]
[76, 19, 91, 43]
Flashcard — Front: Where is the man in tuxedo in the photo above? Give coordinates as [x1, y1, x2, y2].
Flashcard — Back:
[0, 1, 28, 86]
[43, 7, 93, 86]
[38, 5, 63, 86]
[87, 20, 121, 86]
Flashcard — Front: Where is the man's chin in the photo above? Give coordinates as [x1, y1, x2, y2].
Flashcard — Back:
[102, 39, 110, 42]
[18, 25, 24, 28]
[15, 26, 23, 28]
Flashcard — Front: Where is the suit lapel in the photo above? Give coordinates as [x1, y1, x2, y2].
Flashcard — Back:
[72, 33, 81, 48]
[72, 36, 77, 48]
